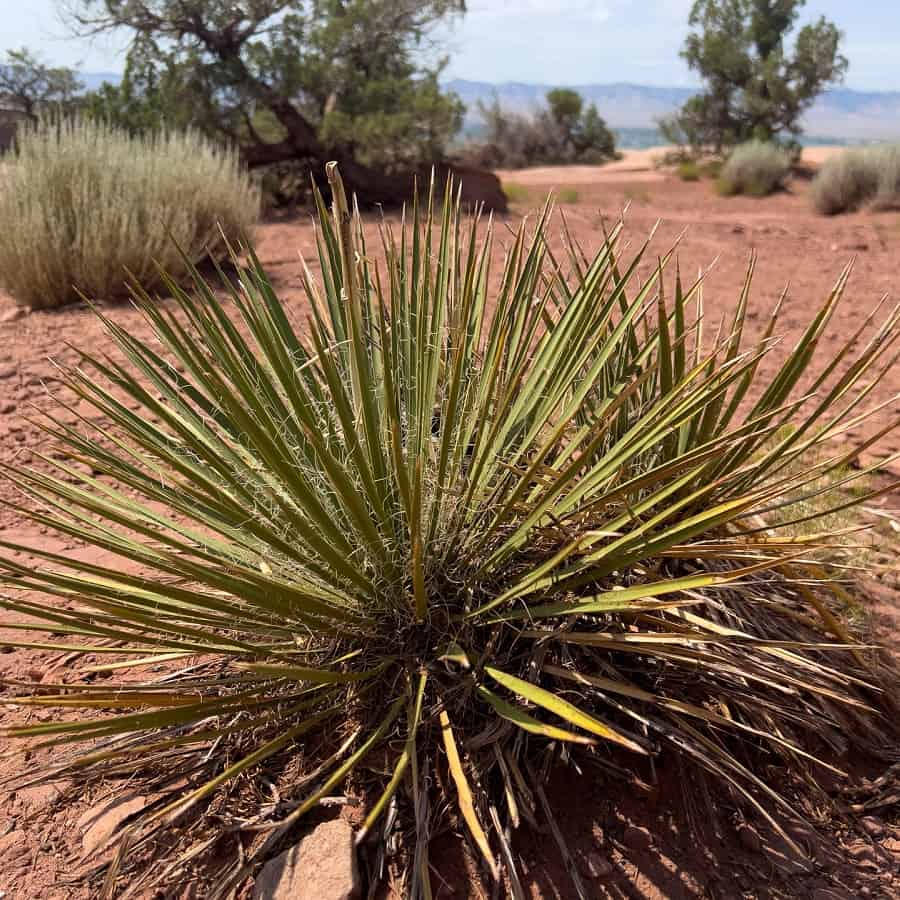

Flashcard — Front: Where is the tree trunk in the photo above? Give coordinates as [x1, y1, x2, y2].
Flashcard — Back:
[245, 143, 508, 213]
[323, 155, 508, 213]
[212, 47, 508, 212]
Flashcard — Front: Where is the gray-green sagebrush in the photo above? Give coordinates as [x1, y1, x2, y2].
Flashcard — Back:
[811, 143, 900, 215]
[717, 140, 793, 197]
[0, 116, 259, 309]
[1, 164, 899, 898]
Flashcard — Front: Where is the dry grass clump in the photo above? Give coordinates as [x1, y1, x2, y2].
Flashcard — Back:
[811, 144, 900, 215]
[717, 141, 792, 197]
[0, 116, 259, 309]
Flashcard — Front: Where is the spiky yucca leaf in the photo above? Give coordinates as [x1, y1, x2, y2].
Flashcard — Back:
[2, 164, 898, 896]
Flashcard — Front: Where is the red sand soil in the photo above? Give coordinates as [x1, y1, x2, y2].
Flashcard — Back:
[1, 167, 899, 898]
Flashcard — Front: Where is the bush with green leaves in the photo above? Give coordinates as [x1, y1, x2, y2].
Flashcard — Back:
[1, 165, 898, 896]
[717, 141, 793, 196]
[462, 89, 618, 169]
[811, 144, 900, 215]
[675, 158, 724, 182]
[0, 116, 259, 309]
[666, 0, 846, 153]
[66, 0, 467, 206]
[677, 160, 701, 181]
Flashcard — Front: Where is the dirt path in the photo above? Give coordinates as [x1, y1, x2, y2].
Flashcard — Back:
[496, 144, 847, 186]
[1, 168, 898, 898]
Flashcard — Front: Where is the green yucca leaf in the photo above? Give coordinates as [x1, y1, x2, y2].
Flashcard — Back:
[1, 163, 897, 897]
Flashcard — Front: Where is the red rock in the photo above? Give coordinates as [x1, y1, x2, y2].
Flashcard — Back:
[0, 829, 27, 861]
[0, 307, 27, 323]
[253, 819, 359, 900]
[77, 795, 147, 855]
[15, 780, 72, 814]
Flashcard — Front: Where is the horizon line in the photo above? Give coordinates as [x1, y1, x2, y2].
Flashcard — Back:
[68, 70, 900, 95]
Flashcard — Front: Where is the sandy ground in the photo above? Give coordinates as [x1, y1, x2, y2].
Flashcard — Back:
[496, 144, 847, 186]
[1, 161, 899, 898]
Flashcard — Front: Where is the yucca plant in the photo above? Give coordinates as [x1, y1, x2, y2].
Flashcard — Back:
[2, 163, 899, 898]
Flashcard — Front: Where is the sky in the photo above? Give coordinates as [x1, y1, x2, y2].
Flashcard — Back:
[3, 0, 900, 91]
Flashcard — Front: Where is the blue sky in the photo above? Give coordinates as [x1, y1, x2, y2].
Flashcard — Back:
[4, 0, 899, 91]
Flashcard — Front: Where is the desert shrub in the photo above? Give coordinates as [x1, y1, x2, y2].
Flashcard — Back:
[871, 146, 900, 210]
[655, 144, 694, 167]
[502, 181, 529, 204]
[811, 144, 900, 215]
[1, 165, 898, 895]
[717, 140, 792, 196]
[460, 90, 618, 170]
[677, 160, 700, 181]
[0, 115, 259, 309]
[676, 159, 723, 182]
[700, 158, 724, 179]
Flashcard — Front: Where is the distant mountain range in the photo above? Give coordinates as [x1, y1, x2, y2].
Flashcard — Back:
[445, 79, 900, 142]
[72, 73, 900, 142]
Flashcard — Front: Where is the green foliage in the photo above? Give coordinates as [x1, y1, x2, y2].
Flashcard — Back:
[717, 140, 792, 196]
[317, 67, 463, 171]
[71, 0, 466, 183]
[462, 90, 618, 169]
[502, 181, 530, 203]
[677, 160, 701, 181]
[0, 47, 81, 121]
[557, 187, 579, 203]
[1, 165, 897, 894]
[577, 101, 618, 162]
[80, 47, 196, 135]
[700, 158, 724, 179]
[676, 158, 724, 183]
[669, 0, 847, 151]
[546, 88, 584, 133]
[0, 115, 259, 309]
[811, 145, 900, 215]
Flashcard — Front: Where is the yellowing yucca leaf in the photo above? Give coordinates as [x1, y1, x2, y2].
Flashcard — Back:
[439, 708, 500, 880]
[476, 686, 596, 744]
[484, 667, 650, 753]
